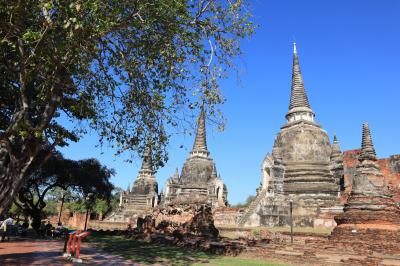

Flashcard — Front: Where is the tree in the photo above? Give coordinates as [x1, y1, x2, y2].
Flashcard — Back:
[231, 195, 255, 208]
[95, 187, 124, 218]
[7, 202, 25, 220]
[15, 153, 114, 230]
[0, 0, 255, 215]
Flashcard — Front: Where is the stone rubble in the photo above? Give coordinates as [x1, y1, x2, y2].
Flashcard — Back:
[162, 105, 228, 209]
[329, 123, 400, 255]
[125, 204, 282, 255]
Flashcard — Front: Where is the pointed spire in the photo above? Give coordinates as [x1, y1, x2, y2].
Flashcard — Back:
[359, 123, 377, 161]
[190, 104, 209, 158]
[139, 140, 154, 176]
[172, 167, 179, 179]
[286, 42, 315, 123]
[331, 134, 343, 162]
[289, 42, 310, 109]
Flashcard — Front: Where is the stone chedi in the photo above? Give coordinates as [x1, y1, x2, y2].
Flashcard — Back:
[330, 135, 345, 192]
[107, 143, 159, 223]
[122, 143, 159, 211]
[238, 43, 343, 227]
[330, 123, 400, 254]
[162, 106, 228, 208]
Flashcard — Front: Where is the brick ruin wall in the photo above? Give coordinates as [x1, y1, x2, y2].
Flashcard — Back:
[213, 207, 242, 227]
[214, 151, 400, 230]
[343, 150, 400, 197]
[48, 152, 399, 232]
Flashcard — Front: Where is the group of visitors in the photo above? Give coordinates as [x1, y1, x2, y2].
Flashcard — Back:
[0, 216, 67, 241]
[0, 217, 30, 241]
[0, 217, 14, 241]
[37, 221, 66, 238]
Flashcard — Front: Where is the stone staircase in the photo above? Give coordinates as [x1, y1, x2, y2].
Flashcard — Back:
[103, 211, 128, 223]
[237, 188, 268, 226]
[126, 195, 149, 210]
[104, 195, 152, 223]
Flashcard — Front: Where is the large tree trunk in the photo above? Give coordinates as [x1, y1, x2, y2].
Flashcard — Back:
[0, 163, 32, 217]
[0, 141, 50, 217]
[29, 208, 43, 232]
[0, 155, 27, 216]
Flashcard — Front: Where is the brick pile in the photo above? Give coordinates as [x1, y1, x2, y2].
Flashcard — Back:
[329, 149, 400, 255]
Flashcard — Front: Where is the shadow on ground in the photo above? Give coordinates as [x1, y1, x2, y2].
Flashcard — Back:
[87, 232, 218, 265]
[0, 251, 62, 265]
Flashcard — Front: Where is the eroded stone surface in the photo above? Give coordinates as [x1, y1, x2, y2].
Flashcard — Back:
[162, 106, 228, 208]
[124, 204, 284, 256]
[105, 143, 158, 223]
[239, 43, 342, 228]
[330, 124, 400, 255]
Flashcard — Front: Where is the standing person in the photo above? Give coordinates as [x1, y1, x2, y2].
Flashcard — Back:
[21, 219, 29, 237]
[0, 217, 3, 239]
[1, 216, 14, 242]
[45, 221, 52, 237]
[38, 221, 46, 238]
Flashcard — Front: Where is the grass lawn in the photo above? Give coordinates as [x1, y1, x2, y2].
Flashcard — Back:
[192, 256, 287, 266]
[266, 226, 332, 235]
[87, 232, 287, 266]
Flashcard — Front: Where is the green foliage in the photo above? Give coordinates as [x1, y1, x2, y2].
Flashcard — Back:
[109, 195, 120, 213]
[66, 197, 113, 215]
[46, 187, 67, 202]
[231, 195, 255, 208]
[8, 202, 25, 218]
[88, 233, 287, 266]
[245, 195, 255, 205]
[92, 199, 109, 215]
[65, 201, 87, 213]
[252, 228, 261, 237]
[15, 152, 114, 228]
[0, 0, 255, 167]
[42, 200, 58, 217]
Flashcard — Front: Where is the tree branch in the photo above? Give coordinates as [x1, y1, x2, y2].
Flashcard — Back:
[39, 183, 57, 204]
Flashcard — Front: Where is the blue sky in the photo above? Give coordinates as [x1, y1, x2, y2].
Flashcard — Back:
[60, 0, 400, 204]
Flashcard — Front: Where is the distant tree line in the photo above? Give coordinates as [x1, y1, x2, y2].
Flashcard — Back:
[231, 195, 255, 208]
[9, 152, 118, 230]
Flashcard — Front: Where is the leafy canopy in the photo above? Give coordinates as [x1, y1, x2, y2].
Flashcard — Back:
[0, 0, 255, 166]
[14, 152, 114, 228]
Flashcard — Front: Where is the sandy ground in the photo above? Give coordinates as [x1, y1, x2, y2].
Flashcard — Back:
[0, 237, 137, 265]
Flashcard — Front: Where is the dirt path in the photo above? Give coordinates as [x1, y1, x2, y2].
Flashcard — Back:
[0, 238, 137, 265]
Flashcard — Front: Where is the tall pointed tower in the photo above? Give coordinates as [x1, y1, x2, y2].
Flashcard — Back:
[352, 123, 386, 195]
[286, 42, 315, 123]
[330, 135, 345, 192]
[190, 105, 210, 158]
[106, 141, 159, 223]
[122, 141, 159, 213]
[331, 124, 399, 251]
[239, 43, 342, 227]
[359, 123, 377, 161]
[163, 105, 227, 208]
[275, 42, 338, 196]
